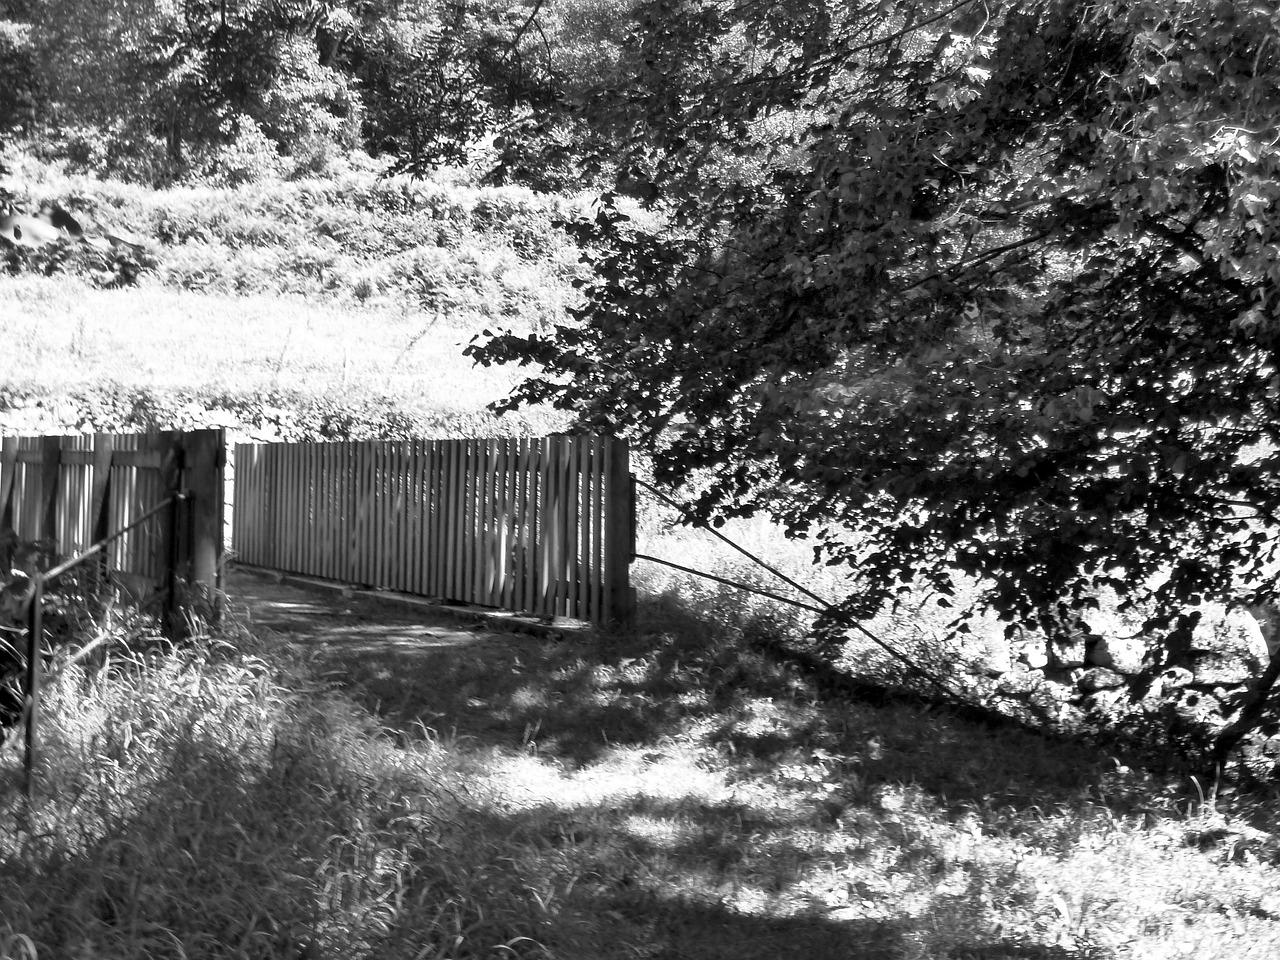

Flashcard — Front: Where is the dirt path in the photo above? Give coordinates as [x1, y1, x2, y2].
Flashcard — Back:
[224, 565, 570, 739]
[225, 565, 540, 655]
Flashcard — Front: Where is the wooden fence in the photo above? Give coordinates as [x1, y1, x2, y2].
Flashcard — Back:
[0, 430, 224, 604]
[232, 435, 635, 626]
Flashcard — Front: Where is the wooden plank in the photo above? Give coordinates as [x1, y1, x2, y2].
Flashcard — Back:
[55, 437, 71, 556]
[231, 443, 243, 562]
[275, 444, 289, 573]
[379, 442, 391, 589]
[427, 440, 440, 595]
[369, 440, 381, 586]
[377, 440, 390, 589]
[458, 441, 470, 602]
[474, 440, 487, 604]
[311, 442, 323, 576]
[487, 439, 501, 606]
[603, 436, 635, 628]
[570, 436, 585, 619]
[255, 444, 269, 569]
[433, 440, 446, 597]
[36, 436, 61, 547]
[355, 441, 372, 585]
[535, 437, 551, 616]
[491, 439, 503, 605]
[517, 438, 531, 612]
[313, 443, 325, 578]
[339, 441, 352, 582]
[574, 436, 590, 622]
[381, 441, 394, 589]
[518, 438, 533, 614]
[90, 434, 115, 554]
[358, 440, 370, 585]
[590, 435, 605, 625]
[445, 441, 459, 600]
[297, 444, 310, 575]
[242, 443, 262, 568]
[262, 443, 273, 568]
[0, 435, 18, 532]
[334, 443, 348, 580]
[473, 440, 485, 603]
[106, 448, 166, 470]
[410, 440, 425, 594]
[460, 439, 473, 602]
[387, 442, 401, 592]
[455, 441, 466, 601]
[184, 430, 225, 601]
[290, 443, 303, 575]
[397, 441, 412, 593]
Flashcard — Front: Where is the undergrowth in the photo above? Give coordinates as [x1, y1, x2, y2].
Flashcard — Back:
[0, 154, 587, 323]
[3, 566, 1280, 958]
[0, 613, 593, 959]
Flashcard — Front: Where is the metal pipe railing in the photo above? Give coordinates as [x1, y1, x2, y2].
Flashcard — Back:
[20, 493, 186, 799]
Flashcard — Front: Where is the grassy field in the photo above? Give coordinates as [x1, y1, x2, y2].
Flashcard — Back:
[3, 159, 1280, 959]
[0, 274, 568, 438]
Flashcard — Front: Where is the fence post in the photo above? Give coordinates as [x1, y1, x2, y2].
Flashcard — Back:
[603, 437, 635, 630]
[183, 429, 225, 620]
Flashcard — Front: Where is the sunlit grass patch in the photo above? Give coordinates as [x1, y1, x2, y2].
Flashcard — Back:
[0, 274, 569, 438]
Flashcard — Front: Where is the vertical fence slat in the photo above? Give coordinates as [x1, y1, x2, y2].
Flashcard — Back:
[223, 433, 631, 626]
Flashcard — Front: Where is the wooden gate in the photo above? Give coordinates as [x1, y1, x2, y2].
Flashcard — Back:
[0, 429, 225, 603]
[232, 435, 635, 626]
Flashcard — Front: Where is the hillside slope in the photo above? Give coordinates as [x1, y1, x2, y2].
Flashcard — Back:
[0, 157, 584, 439]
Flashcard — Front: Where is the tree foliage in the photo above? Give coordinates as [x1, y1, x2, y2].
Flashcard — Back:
[470, 0, 1280, 737]
[3, 0, 363, 177]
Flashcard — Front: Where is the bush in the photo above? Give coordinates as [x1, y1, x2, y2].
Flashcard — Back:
[199, 116, 287, 187]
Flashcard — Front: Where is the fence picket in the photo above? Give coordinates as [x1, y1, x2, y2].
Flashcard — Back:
[230, 434, 632, 626]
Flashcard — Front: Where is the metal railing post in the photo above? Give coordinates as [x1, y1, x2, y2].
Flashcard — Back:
[165, 491, 181, 633]
[23, 576, 43, 800]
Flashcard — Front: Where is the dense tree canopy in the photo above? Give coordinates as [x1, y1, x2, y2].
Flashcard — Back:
[0, 0, 623, 181]
[471, 0, 1280, 665]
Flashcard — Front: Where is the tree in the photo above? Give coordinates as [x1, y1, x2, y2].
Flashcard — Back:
[469, 0, 1280, 767]
[350, 0, 570, 176]
[6, 0, 361, 177]
[0, 16, 39, 134]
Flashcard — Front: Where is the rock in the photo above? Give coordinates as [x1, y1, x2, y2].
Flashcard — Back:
[967, 635, 1013, 677]
[1159, 666, 1194, 689]
[1193, 653, 1258, 686]
[1083, 687, 1129, 717]
[1245, 604, 1280, 656]
[1017, 643, 1049, 671]
[1078, 667, 1128, 692]
[1050, 635, 1088, 669]
[1191, 605, 1268, 662]
[1185, 606, 1267, 685]
[1087, 633, 1147, 674]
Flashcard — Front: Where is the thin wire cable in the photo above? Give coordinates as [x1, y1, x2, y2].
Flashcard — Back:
[634, 477, 969, 705]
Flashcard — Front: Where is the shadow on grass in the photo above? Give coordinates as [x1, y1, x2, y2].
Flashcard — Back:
[1, 581, 1142, 960]
[310, 586, 1137, 817]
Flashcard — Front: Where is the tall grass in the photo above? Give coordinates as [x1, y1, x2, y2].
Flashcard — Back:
[0, 618, 594, 959]
[1, 156, 588, 320]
